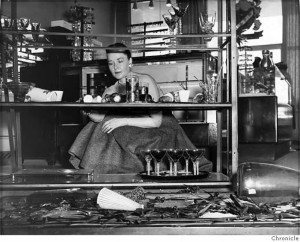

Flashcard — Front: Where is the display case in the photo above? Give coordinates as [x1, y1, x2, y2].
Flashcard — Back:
[1, 0, 238, 177]
[1, 1, 237, 177]
[5, 0, 289, 235]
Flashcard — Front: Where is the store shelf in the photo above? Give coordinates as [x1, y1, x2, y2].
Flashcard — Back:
[1, 30, 232, 38]
[0, 102, 232, 110]
[0, 171, 231, 190]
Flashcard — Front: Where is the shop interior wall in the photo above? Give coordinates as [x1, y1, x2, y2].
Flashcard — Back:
[1, 0, 125, 46]
[0, 0, 130, 154]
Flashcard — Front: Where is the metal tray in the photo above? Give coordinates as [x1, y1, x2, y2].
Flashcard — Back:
[139, 171, 209, 181]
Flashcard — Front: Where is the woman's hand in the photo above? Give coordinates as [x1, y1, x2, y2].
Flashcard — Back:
[102, 118, 128, 133]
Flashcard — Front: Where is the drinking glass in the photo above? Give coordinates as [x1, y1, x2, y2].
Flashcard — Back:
[206, 84, 218, 103]
[162, 14, 178, 34]
[167, 149, 184, 176]
[188, 149, 204, 175]
[139, 81, 149, 102]
[199, 11, 216, 42]
[143, 149, 152, 175]
[125, 75, 139, 103]
[204, 73, 218, 103]
[165, 149, 174, 176]
[150, 149, 166, 176]
[17, 18, 31, 43]
[171, 2, 189, 18]
[162, 13, 179, 47]
[182, 149, 191, 175]
[1, 17, 13, 29]
[20, 18, 30, 29]
[31, 22, 40, 42]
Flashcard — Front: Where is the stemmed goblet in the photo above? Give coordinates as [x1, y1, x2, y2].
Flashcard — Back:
[150, 149, 166, 176]
[31, 22, 40, 42]
[182, 149, 191, 175]
[18, 18, 31, 43]
[171, 2, 189, 18]
[189, 149, 205, 175]
[199, 11, 216, 42]
[162, 13, 179, 35]
[165, 149, 174, 176]
[1, 17, 13, 30]
[19, 18, 30, 29]
[167, 149, 184, 176]
[171, 2, 189, 38]
[143, 149, 152, 176]
[162, 13, 180, 47]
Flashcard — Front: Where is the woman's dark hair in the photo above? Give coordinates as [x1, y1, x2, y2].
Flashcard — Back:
[106, 43, 131, 59]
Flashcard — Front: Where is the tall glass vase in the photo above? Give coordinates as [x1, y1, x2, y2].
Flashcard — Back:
[199, 11, 216, 42]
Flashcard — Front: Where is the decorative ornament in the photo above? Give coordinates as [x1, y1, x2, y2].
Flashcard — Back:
[236, 0, 263, 45]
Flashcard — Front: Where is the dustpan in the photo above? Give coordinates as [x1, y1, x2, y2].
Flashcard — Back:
[97, 188, 144, 211]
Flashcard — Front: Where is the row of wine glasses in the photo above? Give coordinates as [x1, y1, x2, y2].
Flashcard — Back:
[162, 3, 216, 44]
[1, 17, 42, 43]
[162, 2, 189, 47]
[143, 148, 205, 176]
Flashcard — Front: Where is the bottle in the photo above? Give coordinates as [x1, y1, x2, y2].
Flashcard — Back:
[269, 51, 276, 93]
[260, 50, 275, 95]
[237, 162, 300, 204]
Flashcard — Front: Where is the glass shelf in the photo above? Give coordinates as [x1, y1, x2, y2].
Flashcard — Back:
[0, 170, 231, 189]
[1, 30, 232, 38]
[0, 102, 232, 110]
[1, 30, 231, 51]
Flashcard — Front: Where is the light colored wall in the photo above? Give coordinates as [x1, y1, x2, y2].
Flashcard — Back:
[133, 60, 204, 97]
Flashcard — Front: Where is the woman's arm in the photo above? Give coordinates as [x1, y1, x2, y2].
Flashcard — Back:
[102, 111, 162, 133]
[126, 111, 162, 127]
[100, 74, 162, 132]
[86, 84, 119, 122]
[87, 111, 106, 122]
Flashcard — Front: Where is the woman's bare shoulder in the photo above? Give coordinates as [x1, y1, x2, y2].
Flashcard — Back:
[102, 83, 118, 97]
[135, 73, 156, 83]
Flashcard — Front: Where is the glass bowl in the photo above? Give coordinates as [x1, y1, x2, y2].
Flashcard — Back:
[3, 82, 35, 102]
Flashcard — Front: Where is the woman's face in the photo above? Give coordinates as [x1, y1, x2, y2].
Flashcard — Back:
[107, 52, 131, 80]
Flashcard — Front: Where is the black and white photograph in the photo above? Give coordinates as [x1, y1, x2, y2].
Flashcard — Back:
[0, 0, 299, 238]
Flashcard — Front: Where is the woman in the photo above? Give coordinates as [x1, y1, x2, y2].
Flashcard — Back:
[69, 43, 212, 174]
